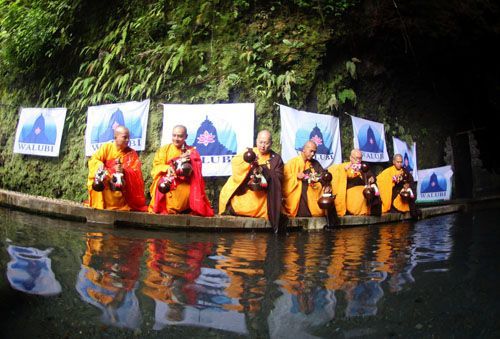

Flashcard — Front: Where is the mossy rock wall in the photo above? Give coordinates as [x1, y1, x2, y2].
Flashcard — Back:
[1, 0, 498, 203]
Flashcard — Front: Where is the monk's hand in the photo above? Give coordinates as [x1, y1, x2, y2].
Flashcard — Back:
[297, 172, 306, 180]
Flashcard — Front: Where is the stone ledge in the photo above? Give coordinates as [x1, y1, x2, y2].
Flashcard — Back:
[0, 189, 477, 231]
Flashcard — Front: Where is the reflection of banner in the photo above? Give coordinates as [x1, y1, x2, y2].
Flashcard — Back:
[280, 104, 342, 168]
[161, 103, 254, 176]
[392, 137, 418, 181]
[7, 245, 62, 296]
[153, 267, 248, 335]
[417, 165, 453, 202]
[13, 107, 66, 157]
[76, 267, 142, 329]
[351, 115, 388, 162]
[85, 99, 150, 156]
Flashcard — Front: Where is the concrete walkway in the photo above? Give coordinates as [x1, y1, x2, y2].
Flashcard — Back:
[0, 188, 482, 231]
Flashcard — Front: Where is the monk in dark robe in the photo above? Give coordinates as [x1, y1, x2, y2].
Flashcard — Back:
[219, 130, 284, 232]
[328, 149, 381, 216]
[21, 114, 52, 144]
[361, 126, 380, 153]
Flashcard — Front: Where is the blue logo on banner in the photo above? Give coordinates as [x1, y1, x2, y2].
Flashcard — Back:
[20, 114, 57, 145]
[421, 172, 447, 193]
[295, 124, 332, 154]
[191, 116, 236, 155]
[91, 109, 141, 143]
[403, 152, 413, 172]
[358, 124, 383, 153]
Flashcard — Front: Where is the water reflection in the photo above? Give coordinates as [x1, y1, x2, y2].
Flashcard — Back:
[76, 232, 144, 329]
[1, 208, 481, 337]
[6, 245, 61, 296]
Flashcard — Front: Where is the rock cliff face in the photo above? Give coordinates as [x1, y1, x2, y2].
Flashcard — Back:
[0, 0, 498, 201]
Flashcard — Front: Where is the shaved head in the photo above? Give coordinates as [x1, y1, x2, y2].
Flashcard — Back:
[114, 125, 130, 150]
[393, 153, 403, 169]
[256, 129, 272, 154]
[114, 125, 129, 137]
[302, 140, 317, 160]
[350, 148, 362, 164]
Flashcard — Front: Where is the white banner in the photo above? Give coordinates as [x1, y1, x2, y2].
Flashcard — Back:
[351, 115, 389, 162]
[417, 165, 453, 202]
[13, 107, 67, 157]
[280, 104, 342, 168]
[161, 103, 254, 176]
[85, 99, 150, 156]
[392, 137, 418, 181]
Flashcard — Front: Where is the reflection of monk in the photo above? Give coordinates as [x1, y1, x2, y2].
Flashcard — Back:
[76, 233, 145, 329]
[143, 239, 213, 306]
[268, 234, 336, 337]
[98, 109, 126, 142]
[21, 114, 52, 144]
[360, 126, 380, 153]
[422, 173, 445, 193]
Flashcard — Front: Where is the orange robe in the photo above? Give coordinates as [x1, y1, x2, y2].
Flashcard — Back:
[283, 156, 325, 217]
[87, 142, 146, 211]
[219, 148, 270, 219]
[328, 162, 369, 216]
[148, 144, 213, 216]
[377, 165, 410, 213]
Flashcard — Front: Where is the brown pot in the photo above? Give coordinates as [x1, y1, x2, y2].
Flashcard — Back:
[321, 171, 332, 183]
[363, 187, 374, 200]
[243, 148, 257, 163]
[318, 194, 335, 209]
[92, 179, 105, 192]
[400, 190, 411, 202]
[158, 179, 171, 194]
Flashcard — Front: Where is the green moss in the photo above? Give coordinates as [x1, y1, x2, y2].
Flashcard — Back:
[0, 0, 454, 202]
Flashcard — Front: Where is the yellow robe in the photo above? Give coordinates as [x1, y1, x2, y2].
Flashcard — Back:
[219, 148, 270, 219]
[328, 162, 369, 216]
[148, 144, 191, 214]
[87, 142, 145, 211]
[283, 156, 325, 217]
[377, 165, 410, 213]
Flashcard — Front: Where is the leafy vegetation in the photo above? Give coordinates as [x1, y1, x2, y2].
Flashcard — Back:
[0, 0, 454, 202]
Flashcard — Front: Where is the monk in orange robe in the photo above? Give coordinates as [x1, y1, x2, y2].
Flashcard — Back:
[219, 130, 284, 232]
[328, 149, 381, 217]
[149, 125, 213, 216]
[377, 154, 419, 218]
[87, 126, 146, 211]
[283, 141, 337, 226]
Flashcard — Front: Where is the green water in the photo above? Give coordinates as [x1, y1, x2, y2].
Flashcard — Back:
[0, 207, 499, 338]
